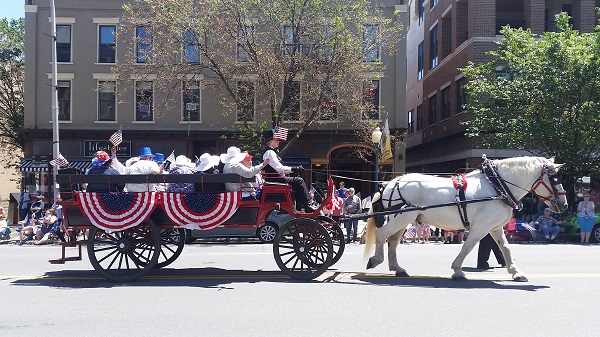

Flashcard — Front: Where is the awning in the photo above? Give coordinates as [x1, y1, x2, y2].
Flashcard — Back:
[19, 160, 94, 173]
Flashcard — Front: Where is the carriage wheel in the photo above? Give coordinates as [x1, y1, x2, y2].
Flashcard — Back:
[273, 218, 333, 280]
[87, 223, 160, 282]
[318, 216, 345, 266]
[152, 228, 185, 269]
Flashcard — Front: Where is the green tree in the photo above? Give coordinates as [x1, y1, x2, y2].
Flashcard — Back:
[0, 17, 25, 167]
[114, 0, 402, 154]
[462, 13, 600, 185]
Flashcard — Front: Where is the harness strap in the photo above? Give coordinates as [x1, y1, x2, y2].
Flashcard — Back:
[452, 174, 470, 230]
[480, 157, 523, 210]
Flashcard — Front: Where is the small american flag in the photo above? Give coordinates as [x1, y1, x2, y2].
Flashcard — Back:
[49, 153, 69, 167]
[109, 128, 123, 146]
[273, 126, 288, 141]
[165, 151, 176, 164]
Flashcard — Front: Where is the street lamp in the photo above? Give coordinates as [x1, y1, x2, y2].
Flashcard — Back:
[372, 126, 382, 193]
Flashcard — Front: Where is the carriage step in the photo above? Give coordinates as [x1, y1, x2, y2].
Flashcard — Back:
[49, 241, 84, 264]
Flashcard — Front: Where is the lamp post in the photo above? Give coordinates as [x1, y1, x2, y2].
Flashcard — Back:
[372, 126, 382, 194]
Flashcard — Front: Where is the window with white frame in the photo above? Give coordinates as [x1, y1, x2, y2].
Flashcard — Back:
[183, 30, 200, 63]
[363, 79, 380, 120]
[136, 26, 152, 63]
[418, 0, 425, 25]
[236, 81, 255, 122]
[56, 25, 72, 62]
[182, 81, 201, 121]
[135, 81, 153, 121]
[98, 25, 116, 63]
[98, 81, 116, 121]
[282, 81, 301, 121]
[57, 81, 71, 121]
[407, 109, 414, 134]
[237, 25, 254, 62]
[430, 0, 438, 10]
[363, 24, 380, 62]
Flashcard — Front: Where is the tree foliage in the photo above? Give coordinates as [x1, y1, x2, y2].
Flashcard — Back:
[0, 17, 25, 167]
[462, 13, 600, 181]
[114, 0, 402, 154]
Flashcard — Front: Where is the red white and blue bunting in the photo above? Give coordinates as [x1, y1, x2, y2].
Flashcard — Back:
[76, 192, 158, 231]
[161, 192, 240, 230]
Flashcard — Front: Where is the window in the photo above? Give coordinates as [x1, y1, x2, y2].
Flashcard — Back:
[407, 110, 414, 134]
[98, 81, 116, 121]
[416, 104, 423, 131]
[319, 82, 337, 120]
[182, 81, 201, 121]
[418, 0, 425, 25]
[135, 81, 153, 121]
[441, 86, 450, 120]
[237, 26, 253, 62]
[363, 80, 380, 120]
[136, 26, 152, 63]
[56, 25, 71, 62]
[417, 41, 424, 80]
[456, 77, 466, 113]
[428, 94, 437, 126]
[430, 0, 438, 9]
[57, 81, 71, 121]
[98, 25, 116, 63]
[236, 81, 255, 122]
[183, 30, 200, 63]
[430, 25, 438, 69]
[283, 26, 294, 45]
[363, 24, 380, 62]
[283, 81, 301, 121]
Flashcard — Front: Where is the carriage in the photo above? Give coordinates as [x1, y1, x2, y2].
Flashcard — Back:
[52, 173, 344, 282]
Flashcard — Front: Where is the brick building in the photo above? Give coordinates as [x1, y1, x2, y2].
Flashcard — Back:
[405, 0, 600, 174]
[20, 0, 409, 198]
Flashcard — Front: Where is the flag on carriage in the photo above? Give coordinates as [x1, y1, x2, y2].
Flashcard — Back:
[109, 128, 123, 146]
[273, 126, 289, 141]
[49, 153, 69, 167]
[165, 151, 176, 164]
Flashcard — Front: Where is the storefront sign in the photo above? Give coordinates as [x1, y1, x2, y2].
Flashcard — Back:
[84, 140, 132, 157]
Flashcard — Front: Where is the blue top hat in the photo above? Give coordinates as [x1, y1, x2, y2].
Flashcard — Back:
[153, 153, 164, 163]
[139, 147, 153, 158]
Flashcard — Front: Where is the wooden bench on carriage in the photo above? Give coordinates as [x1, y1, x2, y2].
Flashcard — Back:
[53, 173, 344, 282]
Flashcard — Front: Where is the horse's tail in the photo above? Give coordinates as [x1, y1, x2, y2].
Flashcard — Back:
[363, 191, 380, 261]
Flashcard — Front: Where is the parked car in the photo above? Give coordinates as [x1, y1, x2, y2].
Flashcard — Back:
[185, 210, 294, 244]
[563, 211, 600, 243]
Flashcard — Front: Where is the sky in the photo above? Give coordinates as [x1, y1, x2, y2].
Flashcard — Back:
[2, 1, 25, 21]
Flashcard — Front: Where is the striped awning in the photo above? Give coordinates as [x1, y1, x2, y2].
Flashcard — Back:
[19, 160, 94, 173]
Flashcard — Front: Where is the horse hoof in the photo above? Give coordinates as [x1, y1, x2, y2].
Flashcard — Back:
[395, 271, 409, 277]
[513, 276, 528, 282]
[366, 260, 374, 269]
[452, 275, 468, 281]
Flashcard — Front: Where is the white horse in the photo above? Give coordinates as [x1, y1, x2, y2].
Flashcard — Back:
[363, 156, 568, 282]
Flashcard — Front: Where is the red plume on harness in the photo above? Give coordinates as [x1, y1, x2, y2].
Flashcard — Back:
[452, 174, 467, 190]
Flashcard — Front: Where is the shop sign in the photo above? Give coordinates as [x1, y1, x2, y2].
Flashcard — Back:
[84, 140, 132, 157]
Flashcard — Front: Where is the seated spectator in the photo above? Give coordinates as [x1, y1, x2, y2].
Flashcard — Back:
[195, 153, 224, 193]
[33, 208, 59, 245]
[222, 147, 269, 200]
[534, 207, 565, 242]
[153, 153, 169, 192]
[126, 147, 161, 192]
[167, 155, 196, 193]
[17, 209, 56, 245]
[86, 151, 124, 192]
[308, 192, 319, 209]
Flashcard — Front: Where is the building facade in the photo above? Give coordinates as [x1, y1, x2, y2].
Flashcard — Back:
[405, 0, 600, 174]
[21, 0, 408, 198]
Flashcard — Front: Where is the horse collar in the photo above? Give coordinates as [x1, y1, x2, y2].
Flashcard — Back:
[479, 159, 523, 210]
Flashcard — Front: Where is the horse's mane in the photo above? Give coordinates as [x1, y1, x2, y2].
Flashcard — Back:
[494, 156, 547, 175]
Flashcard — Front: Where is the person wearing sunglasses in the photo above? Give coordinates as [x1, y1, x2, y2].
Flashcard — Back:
[577, 194, 596, 244]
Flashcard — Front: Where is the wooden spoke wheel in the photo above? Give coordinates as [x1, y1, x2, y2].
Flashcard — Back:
[153, 228, 185, 269]
[273, 218, 333, 280]
[318, 216, 345, 266]
[87, 223, 160, 282]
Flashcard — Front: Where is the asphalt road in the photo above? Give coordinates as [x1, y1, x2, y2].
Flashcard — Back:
[1, 241, 599, 337]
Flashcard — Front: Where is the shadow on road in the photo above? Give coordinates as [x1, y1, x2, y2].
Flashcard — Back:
[10, 267, 549, 291]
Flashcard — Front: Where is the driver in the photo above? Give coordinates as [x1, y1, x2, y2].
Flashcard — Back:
[262, 128, 314, 212]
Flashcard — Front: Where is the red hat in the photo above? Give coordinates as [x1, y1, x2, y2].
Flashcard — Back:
[92, 151, 110, 166]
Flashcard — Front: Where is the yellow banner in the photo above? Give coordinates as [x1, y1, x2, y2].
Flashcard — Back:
[381, 118, 393, 162]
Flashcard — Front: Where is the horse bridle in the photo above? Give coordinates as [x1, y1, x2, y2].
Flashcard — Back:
[531, 162, 566, 205]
